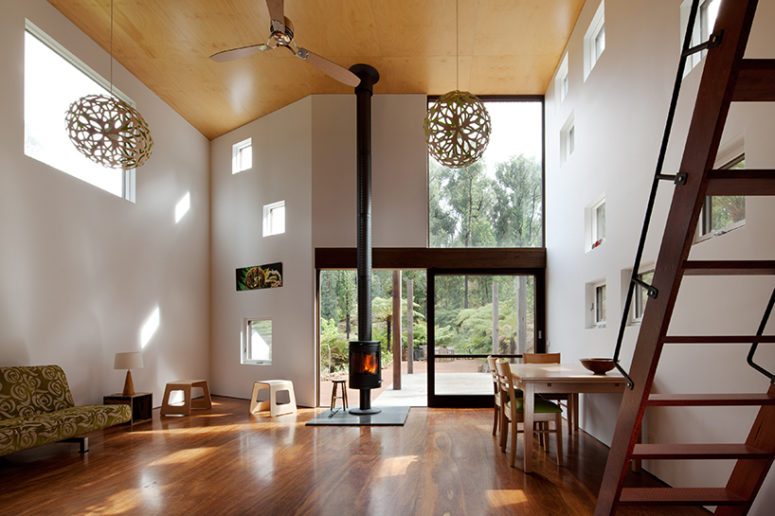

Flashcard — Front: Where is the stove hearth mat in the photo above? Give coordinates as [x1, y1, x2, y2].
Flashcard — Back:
[305, 406, 410, 426]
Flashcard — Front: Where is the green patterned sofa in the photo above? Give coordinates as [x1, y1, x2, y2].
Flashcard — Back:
[0, 365, 131, 456]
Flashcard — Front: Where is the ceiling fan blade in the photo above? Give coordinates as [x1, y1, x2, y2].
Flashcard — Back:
[210, 43, 271, 63]
[266, 0, 285, 33]
[298, 49, 360, 87]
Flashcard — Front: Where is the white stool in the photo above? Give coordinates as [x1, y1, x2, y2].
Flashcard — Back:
[161, 379, 212, 416]
[250, 380, 297, 417]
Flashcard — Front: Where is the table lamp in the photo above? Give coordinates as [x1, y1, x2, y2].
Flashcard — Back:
[114, 352, 143, 396]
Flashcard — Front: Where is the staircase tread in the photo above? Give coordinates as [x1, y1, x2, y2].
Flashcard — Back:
[683, 260, 775, 275]
[663, 335, 775, 343]
[619, 487, 748, 505]
[631, 443, 772, 459]
[647, 393, 775, 406]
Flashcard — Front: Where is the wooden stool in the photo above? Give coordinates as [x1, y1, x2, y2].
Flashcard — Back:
[330, 379, 348, 411]
[250, 380, 297, 417]
[161, 379, 212, 416]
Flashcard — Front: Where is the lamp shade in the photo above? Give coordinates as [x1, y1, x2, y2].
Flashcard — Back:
[114, 352, 143, 370]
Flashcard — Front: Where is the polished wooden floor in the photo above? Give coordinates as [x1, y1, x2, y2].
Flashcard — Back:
[0, 397, 706, 515]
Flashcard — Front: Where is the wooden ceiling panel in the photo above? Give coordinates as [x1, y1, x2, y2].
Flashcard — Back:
[47, 0, 584, 139]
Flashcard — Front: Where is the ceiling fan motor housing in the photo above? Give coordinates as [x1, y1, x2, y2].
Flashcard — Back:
[269, 17, 294, 46]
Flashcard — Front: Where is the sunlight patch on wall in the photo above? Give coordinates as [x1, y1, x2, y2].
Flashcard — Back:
[140, 305, 160, 349]
[175, 191, 191, 223]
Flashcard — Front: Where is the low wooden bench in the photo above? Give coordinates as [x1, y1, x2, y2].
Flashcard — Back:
[160, 379, 212, 416]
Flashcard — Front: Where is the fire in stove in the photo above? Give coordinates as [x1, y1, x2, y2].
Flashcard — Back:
[348, 340, 382, 414]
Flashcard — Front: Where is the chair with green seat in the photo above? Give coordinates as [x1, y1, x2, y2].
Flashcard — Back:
[495, 359, 563, 468]
[487, 355, 522, 440]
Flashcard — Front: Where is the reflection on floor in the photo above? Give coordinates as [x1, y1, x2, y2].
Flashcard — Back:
[0, 396, 706, 516]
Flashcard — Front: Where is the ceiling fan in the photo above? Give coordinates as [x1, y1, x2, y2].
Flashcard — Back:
[210, 0, 360, 87]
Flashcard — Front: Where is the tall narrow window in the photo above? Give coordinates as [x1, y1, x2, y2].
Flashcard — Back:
[681, 0, 720, 73]
[632, 270, 654, 322]
[232, 138, 252, 174]
[594, 283, 607, 326]
[556, 53, 569, 103]
[584, 2, 606, 80]
[586, 195, 606, 251]
[701, 154, 745, 237]
[561, 114, 575, 165]
[263, 200, 286, 236]
[24, 22, 134, 201]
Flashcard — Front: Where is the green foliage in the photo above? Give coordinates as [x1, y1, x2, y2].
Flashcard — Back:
[320, 318, 348, 374]
[320, 149, 544, 370]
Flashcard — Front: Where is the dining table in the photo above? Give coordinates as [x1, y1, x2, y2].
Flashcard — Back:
[510, 362, 633, 473]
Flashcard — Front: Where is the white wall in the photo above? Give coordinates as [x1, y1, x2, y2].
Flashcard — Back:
[0, 0, 210, 406]
[545, 0, 775, 511]
[211, 93, 427, 406]
[210, 97, 315, 406]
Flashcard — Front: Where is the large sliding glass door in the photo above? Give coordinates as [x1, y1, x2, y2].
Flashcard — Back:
[427, 269, 544, 407]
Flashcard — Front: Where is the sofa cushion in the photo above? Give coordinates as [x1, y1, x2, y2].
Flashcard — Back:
[26, 365, 75, 413]
[0, 367, 37, 419]
[15, 412, 63, 451]
[54, 405, 132, 435]
[0, 417, 23, 456]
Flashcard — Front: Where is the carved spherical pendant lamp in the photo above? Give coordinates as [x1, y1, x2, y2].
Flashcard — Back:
[65, 94, 153, 169]
[65, 0, 153, 169]
[424, 90, 491, 168]
[423, 0, 490, 169]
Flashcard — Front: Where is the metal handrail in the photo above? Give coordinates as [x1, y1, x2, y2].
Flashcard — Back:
[612, 0, 704, 389]
[748, 288, 775, 384]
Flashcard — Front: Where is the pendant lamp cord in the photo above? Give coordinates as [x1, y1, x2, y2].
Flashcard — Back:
[109, 0, 114, 95]
[455, 0, 459, 91]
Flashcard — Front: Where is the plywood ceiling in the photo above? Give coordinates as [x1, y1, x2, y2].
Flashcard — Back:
[48, 0, 585, 140]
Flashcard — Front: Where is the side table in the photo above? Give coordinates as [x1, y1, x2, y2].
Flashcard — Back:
[103, 392, 152, 426]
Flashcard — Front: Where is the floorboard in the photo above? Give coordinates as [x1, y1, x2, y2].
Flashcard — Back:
[0, 396, 706, 515]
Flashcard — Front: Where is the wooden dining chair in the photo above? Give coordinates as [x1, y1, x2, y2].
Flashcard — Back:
[495, 360, 563, 468]
[523, 352, 578, 435]
[487, 356, 524, 440]
[486, 356, 501, 437]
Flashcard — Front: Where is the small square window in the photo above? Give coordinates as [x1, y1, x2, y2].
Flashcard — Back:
[700, 154, 745, 237]
[232, 138, 252, 174]
[586, 195, 606, 251]
[632, 270, 654, 322]
[242, 319, 272, 365]
[584, 2, 606, 80]
[263, 200, 286, 236]
[586, 280, 607, 328]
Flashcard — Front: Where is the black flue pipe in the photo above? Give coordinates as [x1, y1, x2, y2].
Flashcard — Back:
[351, 64, 379, 339]
[349, 63, 381, 415]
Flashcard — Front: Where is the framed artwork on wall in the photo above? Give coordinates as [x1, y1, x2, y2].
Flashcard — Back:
[236, 262, 283, 291]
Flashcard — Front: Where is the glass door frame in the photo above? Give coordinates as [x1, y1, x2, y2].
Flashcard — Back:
[427, 267, 546, 408]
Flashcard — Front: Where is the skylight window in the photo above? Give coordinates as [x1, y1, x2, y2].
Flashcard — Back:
[24, 21, 135, 202]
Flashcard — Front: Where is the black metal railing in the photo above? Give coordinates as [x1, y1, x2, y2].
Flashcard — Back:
[612, 0, 717, 389]
[749, 288, 775, 384]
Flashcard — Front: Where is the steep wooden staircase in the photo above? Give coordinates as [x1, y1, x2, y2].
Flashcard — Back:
[595, 1, 775, 514]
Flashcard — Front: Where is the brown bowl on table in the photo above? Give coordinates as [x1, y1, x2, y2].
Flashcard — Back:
[580, 358, 616, 375]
